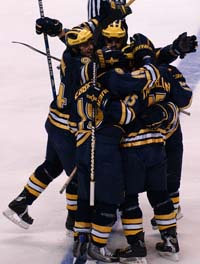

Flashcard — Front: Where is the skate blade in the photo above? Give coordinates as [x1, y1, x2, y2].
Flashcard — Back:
[158, 251, 179, 262]
[120, 257, 147, 264]
[87, 258, 119, 264]
[2, 208, 30, 229]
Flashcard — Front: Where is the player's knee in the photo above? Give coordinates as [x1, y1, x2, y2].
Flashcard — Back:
[147, 190, 169, 207]
[148, 190, 174, 215]
[120, 194, 140, 217]
[66, 179, 78, 194]
[35, 160, 63, 182]
[94, 202, 118, 226]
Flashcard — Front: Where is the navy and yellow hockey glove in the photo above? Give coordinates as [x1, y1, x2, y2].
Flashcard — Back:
[95, 48, 127, 69]
[131, 33, 156, 67]
[36, 17, 63, 37]
[86, 84, 111, 111]
[99, 0, 132, 27]
[172, 32, 198, 59]
[140, 101, 178, 130]
[109, 0, 132, 19]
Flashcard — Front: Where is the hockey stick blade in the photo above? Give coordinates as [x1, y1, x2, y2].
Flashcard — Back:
[158, 251, 179, 262]
[120, 256, 147, 264]
[12, 41, 61, 62]
[180, 109, 191, 116]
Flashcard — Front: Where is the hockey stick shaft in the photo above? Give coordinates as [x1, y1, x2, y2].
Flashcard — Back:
[12, 41, 61, 62]
[59, 166, 77, 194]
[38, 0, 57, 100]
[180, 109, 191, 116]
[126, 0, 136, 6]
[90, 62, 97, 206]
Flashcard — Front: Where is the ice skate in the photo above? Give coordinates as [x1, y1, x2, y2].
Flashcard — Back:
[88, 241, 119, 263]
[156, 228, 179, 262]
[3, 195, 33, 229]
[73, 233, 89, 259]
[117, 232, 147, 264]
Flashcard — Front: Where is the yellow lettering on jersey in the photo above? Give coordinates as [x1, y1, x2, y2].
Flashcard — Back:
[75, 83, 91, 99]
[148, 93, 166, 106]
[154, 77, 171, 92]
[124, 94, 138, 107]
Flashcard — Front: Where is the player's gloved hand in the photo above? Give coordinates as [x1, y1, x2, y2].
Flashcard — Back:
[122, 44, 134, 60]
[95, 48, 127, 69]
[140, 101, 178, 130]
[100, 0, 132, 22]
[172, 32, 198, 58]
[131, 33, 155, 67]
[86, 83, 111, 111]
[36, 17, 63, 37]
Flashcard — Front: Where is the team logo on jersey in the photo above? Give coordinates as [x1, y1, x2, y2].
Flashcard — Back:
[81, 57, 91, 64]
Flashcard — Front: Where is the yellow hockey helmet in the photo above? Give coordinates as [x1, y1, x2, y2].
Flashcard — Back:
[102, 20, 127, 39]
[66, 26, 93, 47]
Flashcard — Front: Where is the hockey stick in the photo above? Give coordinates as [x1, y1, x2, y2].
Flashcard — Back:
[12, 41, 61, 62]
[126, 0, 136, 6]
[88, 0, 136, 206]
[59, 166, 77, 194]
[38, 0, 57, 100]
[90, 62, 97, 206]
[180, 109, 191, 116]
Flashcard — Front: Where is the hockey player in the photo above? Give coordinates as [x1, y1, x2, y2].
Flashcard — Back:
[150, 70, 191, 230]
[88, 0, 127, 20]
[72, 42, 188, 263]
[90, 8, 197, 231]
[2, 19, 94, 231]
[111, 35, 193, 262]
[74, 32, 194, 262]
[150, 32, 197, 230]
[72, 55, 162, 262]
[3, 0, 132, 230]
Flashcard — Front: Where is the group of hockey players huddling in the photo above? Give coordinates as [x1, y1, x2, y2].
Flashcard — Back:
[3, 0, 198, 263]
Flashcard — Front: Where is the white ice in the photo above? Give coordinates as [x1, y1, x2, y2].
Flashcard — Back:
[0, 0, 200, 263]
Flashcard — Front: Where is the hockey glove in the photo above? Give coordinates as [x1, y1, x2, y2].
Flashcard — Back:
[122, 44, 134, 60]
[99, 0, 132, 27]
[131, 33, 155, 67]
[86, 84, 111, 111]
[110, 0, 132, 19]
[36, 17, 63, 37]
[140, 101, 178, 130]
[95, 48, 127, 69]
[172, 32, 198, 58]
